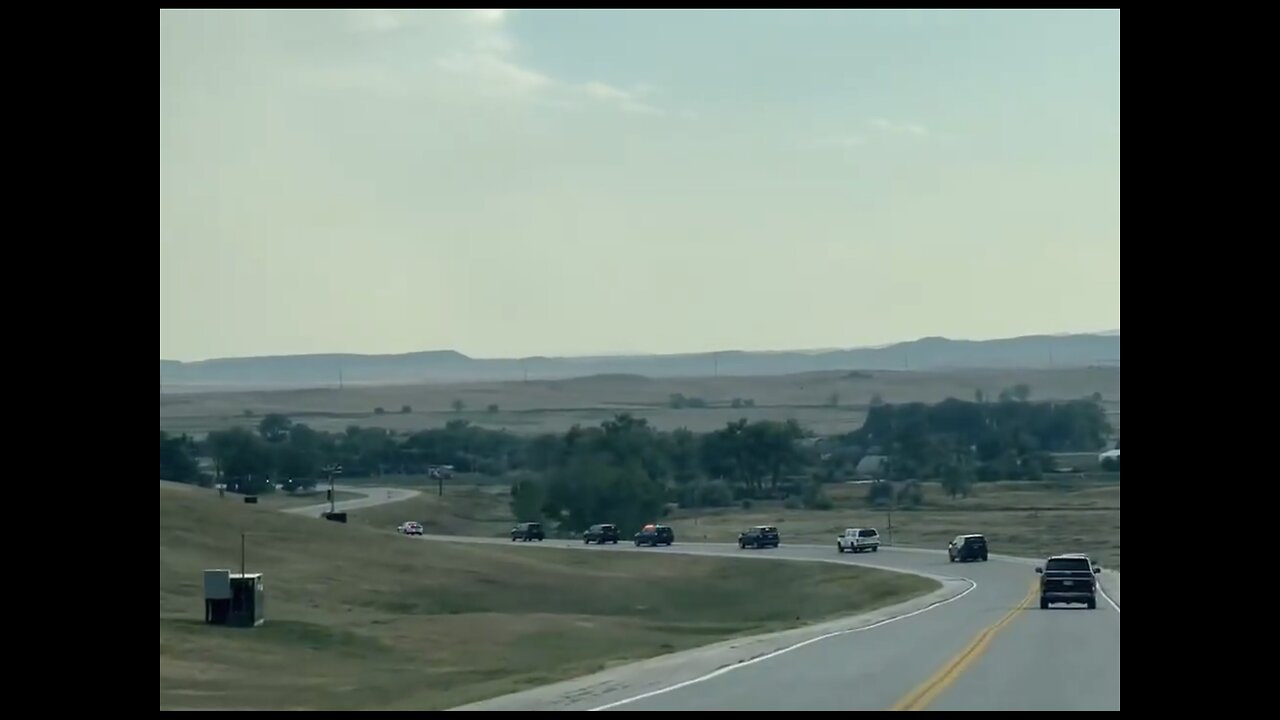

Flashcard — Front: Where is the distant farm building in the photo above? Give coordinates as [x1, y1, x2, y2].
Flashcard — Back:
[854, 455, 889, 479]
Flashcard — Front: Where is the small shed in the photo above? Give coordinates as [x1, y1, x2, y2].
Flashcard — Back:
[203, 569, 265, 628]
[855, 455, 889, 479]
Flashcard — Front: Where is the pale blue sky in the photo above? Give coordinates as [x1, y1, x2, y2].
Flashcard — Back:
[159, 9, 1119, 361]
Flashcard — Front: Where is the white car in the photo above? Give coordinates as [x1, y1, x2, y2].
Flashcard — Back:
[836, 527, 880, 553]
[397, 521, 423, 536]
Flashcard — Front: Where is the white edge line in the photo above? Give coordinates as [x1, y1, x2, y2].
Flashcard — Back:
[584, 577, 978, 712]
[883, 545, 1120, 616]
[1097, 581, 1120, 613]
[279, 506, 1117, 704]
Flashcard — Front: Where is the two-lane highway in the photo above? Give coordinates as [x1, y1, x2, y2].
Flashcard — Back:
[280, 485, 420, 517]
[280, 486, 1120, 711]
[597, 544, 1116, 712]
[918, 590, 1121, 711]
[434, 538, 1119, 712]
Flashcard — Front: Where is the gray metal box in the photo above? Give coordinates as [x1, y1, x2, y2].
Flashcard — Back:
[204, 569, 232, 600]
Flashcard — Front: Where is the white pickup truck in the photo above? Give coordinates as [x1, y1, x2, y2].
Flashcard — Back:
[836, 527, 880, 553]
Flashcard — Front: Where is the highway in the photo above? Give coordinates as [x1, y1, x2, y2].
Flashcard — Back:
[283, 486, 1120, 712]
[280, 485, 421, 517]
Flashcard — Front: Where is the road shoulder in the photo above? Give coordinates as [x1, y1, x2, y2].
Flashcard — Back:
[447, 576, 971, 712]
[1098, 569, 1120, 607]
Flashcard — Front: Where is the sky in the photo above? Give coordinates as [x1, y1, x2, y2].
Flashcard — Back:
[159, 9, 1120, 362]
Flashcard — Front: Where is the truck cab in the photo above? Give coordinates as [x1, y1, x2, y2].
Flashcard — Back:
[836, 527, 880, 553]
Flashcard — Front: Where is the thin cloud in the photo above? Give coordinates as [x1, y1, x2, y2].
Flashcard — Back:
[469, 9, 508, 23]
[436, 53, 551, 95]
[803, 135, 867, 151]
[869, 117, 929, 137]
[334, 10, 662, 116]
[580, 81, 664, 116]
[806, 119, 928, 153]
[832, 135, 867, 148]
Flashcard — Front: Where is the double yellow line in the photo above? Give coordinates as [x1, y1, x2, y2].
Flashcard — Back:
[889, 579, 1039, 711]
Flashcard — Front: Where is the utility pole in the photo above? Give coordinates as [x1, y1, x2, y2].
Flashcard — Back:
[323, 464, 343, 514]
[240, 532, 246, 577]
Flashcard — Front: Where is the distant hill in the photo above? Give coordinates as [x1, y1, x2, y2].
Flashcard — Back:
[159, 332, 1120, 391]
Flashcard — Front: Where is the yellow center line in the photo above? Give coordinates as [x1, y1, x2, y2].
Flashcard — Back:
[889, 579, 1038, 712]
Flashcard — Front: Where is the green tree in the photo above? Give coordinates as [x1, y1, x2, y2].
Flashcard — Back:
[802, 480, 834, 510]
[257, 413, 292, 442]
[543, 453, 665, 535]
[207, 427, 272, 483]
[509, 476, 547, 521]
[896, 480, 925, 507]
[940, 462, 973, 499]
[159, 431, 200, 483]
[681, 479, 734, 508]
[665, 428, 701, 485]
[867, 481, 895, 507]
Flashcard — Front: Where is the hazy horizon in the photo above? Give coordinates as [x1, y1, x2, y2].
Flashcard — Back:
[160, 327, 1120, 364]
[160, 9, 1120, 362]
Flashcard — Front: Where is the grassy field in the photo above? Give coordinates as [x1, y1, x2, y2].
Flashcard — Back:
[665, 480, 1122, 571]
[349, 484, 515, 536]
[346, 478, 1121, 571]
[159, 482, 937, 710]
[159, 366, 1120, 437]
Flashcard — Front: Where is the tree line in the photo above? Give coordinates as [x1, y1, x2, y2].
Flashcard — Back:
[160, 393, 1115, 533]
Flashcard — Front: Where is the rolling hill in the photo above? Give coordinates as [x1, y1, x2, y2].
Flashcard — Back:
[160, 332, 1120, 392]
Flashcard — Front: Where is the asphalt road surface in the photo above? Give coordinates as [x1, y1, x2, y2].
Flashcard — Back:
[283, 486, 1120, 712]
[280, 485, 420, 517]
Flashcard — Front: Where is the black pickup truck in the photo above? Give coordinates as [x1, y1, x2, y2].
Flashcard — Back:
[1036, 554, 1101, 609]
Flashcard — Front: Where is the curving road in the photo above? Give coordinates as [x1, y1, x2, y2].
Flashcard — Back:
[281, 486, 1120, 712]
[279, 486, 421, 517]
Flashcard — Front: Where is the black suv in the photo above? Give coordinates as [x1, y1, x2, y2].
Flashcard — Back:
[738, 525, 780, 549]
[583, 523, 620, 544]
[510, 522, 545, 542]
[948, 534, 989, 562]
[1036, 554, 1101, 609]
[634, 524, 674, 546]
